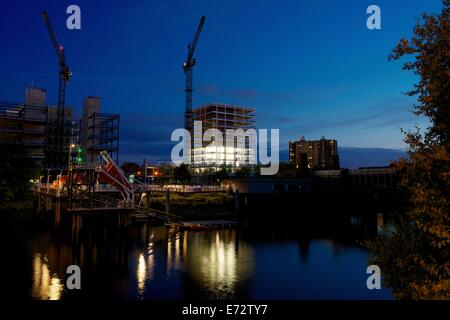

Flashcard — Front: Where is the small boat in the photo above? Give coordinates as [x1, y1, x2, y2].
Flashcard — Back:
[188, 224, 211, 231]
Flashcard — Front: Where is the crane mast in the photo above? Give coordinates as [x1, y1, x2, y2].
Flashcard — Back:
[183, 15, 206, 133]
[42, 11, 72, 168]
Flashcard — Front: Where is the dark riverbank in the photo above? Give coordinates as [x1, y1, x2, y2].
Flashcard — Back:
[238, 190, 402, 216]
[148, 191, 235, 220]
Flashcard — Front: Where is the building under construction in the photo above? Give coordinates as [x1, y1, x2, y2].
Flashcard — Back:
[0, 87, 76, 169]
[75, 96, 120, 164]
[0, 92, 47, 167]
[46, 104, 74, 169]
[0, 89, 120, 170]
[191, 103, 256, 172]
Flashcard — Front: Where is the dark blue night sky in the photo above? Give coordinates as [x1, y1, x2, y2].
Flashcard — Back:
[0, 0, 443, 164]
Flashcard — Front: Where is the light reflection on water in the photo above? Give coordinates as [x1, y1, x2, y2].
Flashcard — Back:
[192, 231, 243, 296]
[166, 232, 183, 273]
[136, 235, 155, 299]
[136, 254, 146, 295]
[31, 253, 63, 300]
[11, 217, 392, 300]
[187, 229, 252, 298]
[133, 229, 252, 299]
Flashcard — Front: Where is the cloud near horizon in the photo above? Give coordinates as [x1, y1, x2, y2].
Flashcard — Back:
[118, 93, 421, 164]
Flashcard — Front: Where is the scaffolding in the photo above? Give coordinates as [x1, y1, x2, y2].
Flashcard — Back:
[0, 100, 47, 163]
[191, 103, 256, 172]
[78, 112, 119, 163]
[46, 107, 73, 169]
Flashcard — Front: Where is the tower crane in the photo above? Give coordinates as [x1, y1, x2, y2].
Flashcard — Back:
[183, 15, 206, 133]
[42, 11, 72, 168]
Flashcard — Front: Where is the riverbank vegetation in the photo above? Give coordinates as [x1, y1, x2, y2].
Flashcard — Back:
[148, 191, 234, 219]
[0, 144, 37, 212]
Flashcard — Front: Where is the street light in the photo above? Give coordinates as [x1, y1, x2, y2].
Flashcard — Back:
[68, 143, 76, 171]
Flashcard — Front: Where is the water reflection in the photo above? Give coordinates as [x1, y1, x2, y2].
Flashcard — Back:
[1, 212, 392, 300]
[185, 230, 253, 299]
[205, 232, 238, 289]
[136, 254, 146, 295]
[165, 229, 188, 274]
[32, 253, 63, 300]
[131, 228, 253, 299]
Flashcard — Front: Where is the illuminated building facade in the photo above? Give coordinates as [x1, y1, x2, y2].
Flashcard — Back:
[191, 103, 256, 172]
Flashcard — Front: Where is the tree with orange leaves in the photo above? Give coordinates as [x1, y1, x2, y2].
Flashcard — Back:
[367, 0, 449, 299]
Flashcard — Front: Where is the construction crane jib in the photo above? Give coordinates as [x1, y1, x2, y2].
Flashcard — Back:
[183, 15, 206, 133]
[42, 11, 72, 168]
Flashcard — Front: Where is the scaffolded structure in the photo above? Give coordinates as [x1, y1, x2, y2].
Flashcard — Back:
[0, 101, 47, 165]
[77, 112, 120, 163]
[191, 103, 256, 172]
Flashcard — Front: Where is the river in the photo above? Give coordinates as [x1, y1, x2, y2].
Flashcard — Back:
[1, 213, 392, 300]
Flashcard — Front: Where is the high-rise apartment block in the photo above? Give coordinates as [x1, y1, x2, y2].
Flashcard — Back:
[289, 136, 339, 170]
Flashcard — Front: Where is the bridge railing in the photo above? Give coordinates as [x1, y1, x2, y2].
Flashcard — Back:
[134, 184, 226, 193]
[34, 183, 226, 194]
